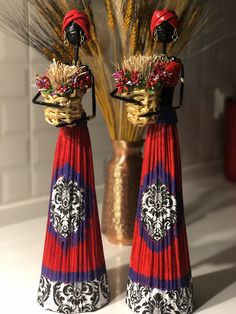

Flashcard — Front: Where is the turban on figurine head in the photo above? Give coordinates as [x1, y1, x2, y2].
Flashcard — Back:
[150, 9, 178, 35]
[62, 9, 90, 41]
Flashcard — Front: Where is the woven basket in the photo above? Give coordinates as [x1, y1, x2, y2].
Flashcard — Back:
[121, 87, 159, 127]
[42, 90, 84, 126]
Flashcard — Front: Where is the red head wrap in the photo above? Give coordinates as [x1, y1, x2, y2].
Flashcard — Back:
[62, 9, 90, 41]
[150, 9, 178, 35]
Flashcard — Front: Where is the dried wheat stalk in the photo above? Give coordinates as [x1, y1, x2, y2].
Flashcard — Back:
[46, 59, 85, 90]
[122, 54, 160, 77]
[105, 0, 116, 31]
[124, 0, 135, 30]
[130, 19, 139, 55]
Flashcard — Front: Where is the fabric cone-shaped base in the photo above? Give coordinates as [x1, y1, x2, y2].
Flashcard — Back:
[37, 125, 110, 313]
[126, 121, 193, 314]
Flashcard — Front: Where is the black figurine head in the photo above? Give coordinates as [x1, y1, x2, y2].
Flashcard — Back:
[62, 9, 90, 47]
[64, 21, 86, 47]
[150, 9, 178, 43]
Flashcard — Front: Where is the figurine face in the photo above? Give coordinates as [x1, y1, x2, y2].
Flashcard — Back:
[65, 21, 87, 46]
[154, 21, 175, 43]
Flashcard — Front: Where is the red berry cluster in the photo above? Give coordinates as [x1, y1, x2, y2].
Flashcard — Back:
[113, 69, 130, 93]
[35, 70, 92, 96]
[130, 70, 140, 85]
[78, 73, 92, 89]
[70, 72, 92, 92]
[36, 76, 51, 90]
[57, 85, 71, 94]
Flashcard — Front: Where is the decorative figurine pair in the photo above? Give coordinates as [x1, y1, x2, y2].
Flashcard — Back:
[35, 8, 193, 314]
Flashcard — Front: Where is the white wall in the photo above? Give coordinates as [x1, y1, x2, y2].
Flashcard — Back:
[178, 0, 236, 165]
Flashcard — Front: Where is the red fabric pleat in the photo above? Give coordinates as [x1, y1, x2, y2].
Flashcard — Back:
[129, 123, 191, 288]
[40, 125, 107, 280]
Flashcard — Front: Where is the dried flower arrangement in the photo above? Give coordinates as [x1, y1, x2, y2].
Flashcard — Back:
[36, 59, 92, 97]
[114, 54, 181, 94]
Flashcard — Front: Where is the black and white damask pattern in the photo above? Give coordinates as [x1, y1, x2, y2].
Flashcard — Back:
[50, 176, 86, 238]
[141, 180, 177, 241]
[38, 274, 110, 313]
[37, 276, 51, 307]
[126, 278, 193, 314]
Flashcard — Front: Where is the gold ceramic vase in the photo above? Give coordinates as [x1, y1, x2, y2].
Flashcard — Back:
[102, 140, 143, 245]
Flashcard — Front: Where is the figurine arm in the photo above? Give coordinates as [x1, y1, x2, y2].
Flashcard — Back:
[32, 91, 60, 108]
[86, 70, 96, 121]
[110, 88, 142, 105]
[172, 61, 184, 109]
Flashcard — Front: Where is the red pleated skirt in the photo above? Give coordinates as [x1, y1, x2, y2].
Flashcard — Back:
[37, 125, 110, 313]
[126, 122, 193, 314]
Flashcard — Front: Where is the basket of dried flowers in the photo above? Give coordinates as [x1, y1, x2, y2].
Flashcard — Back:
[35, 59, 92, 127]
[113, 54, 181, 127]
